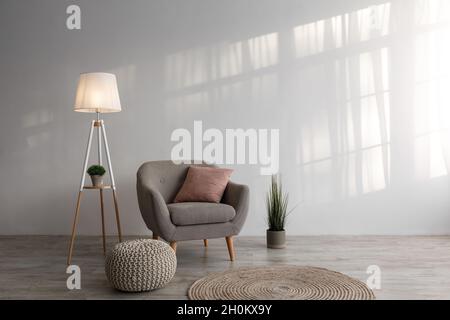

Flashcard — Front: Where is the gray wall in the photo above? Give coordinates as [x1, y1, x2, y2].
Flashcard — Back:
[1, 0, 450, 236]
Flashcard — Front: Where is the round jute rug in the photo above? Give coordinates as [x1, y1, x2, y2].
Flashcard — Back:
[188, 266, 375, 300]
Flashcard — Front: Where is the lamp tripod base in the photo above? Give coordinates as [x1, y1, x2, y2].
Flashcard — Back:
[67, 118, 122, 266]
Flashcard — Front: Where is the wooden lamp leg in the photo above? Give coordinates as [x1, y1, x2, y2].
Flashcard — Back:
[101, 121, 122, 243]
[170, 241, 177, 252]
[203, 239, 208, 247]
[68, 121, 95, 265]
[67, 191, 83, 265]
[112, 189, 122, 242]
[225, 236, 235, 261]
[99, 189, 106, 255]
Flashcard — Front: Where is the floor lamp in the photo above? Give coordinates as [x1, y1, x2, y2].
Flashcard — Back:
[67, 72, 123, 265]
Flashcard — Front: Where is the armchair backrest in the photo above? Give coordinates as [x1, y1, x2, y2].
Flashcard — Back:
[137, 161, 215, 203]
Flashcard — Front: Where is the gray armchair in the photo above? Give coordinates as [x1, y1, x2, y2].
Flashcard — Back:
[136, 161, 249, 261]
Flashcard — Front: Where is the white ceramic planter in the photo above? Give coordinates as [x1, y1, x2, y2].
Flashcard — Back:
[90, 175, 103, 187]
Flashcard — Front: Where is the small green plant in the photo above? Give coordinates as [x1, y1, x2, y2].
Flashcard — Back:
[87, 165, 106, 176]
[266, 174, 290, 231]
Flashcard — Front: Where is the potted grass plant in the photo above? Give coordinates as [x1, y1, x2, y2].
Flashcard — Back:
[87, 164, 106, 187]
[266, 174, 290, 249]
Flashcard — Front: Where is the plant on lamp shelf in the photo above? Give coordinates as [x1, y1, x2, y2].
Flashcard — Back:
[87, 165, 106, 187]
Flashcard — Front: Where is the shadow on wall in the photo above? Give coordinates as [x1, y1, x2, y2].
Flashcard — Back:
[2, 0, 450, 235]
[162, 0, 450, 207]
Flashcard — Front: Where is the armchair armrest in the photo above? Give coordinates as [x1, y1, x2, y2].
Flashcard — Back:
[136, 180, 176, 240]
[222, 181, 249, 234]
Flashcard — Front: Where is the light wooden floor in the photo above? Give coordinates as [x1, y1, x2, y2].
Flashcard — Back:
[1, 236, 449, 300]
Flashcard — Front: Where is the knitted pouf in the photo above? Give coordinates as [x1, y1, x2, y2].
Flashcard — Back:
[105, 239, 177, 292]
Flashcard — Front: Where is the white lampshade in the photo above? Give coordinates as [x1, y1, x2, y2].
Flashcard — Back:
[74, 72, 122, 113]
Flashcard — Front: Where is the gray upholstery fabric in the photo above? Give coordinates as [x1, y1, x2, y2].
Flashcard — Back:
[168, 202, 235, 226]
[172, 222, 236, 241]
[136, 161, 249, 242]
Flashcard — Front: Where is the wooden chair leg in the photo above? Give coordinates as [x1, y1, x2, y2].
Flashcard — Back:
[225, 236, 235, 261]
[169, 241, 177, 252]
[203, 239, 208, 247]
[152, 233, 159, 240]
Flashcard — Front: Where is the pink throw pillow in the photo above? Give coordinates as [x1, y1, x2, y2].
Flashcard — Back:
[174, 166, 233, 203]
